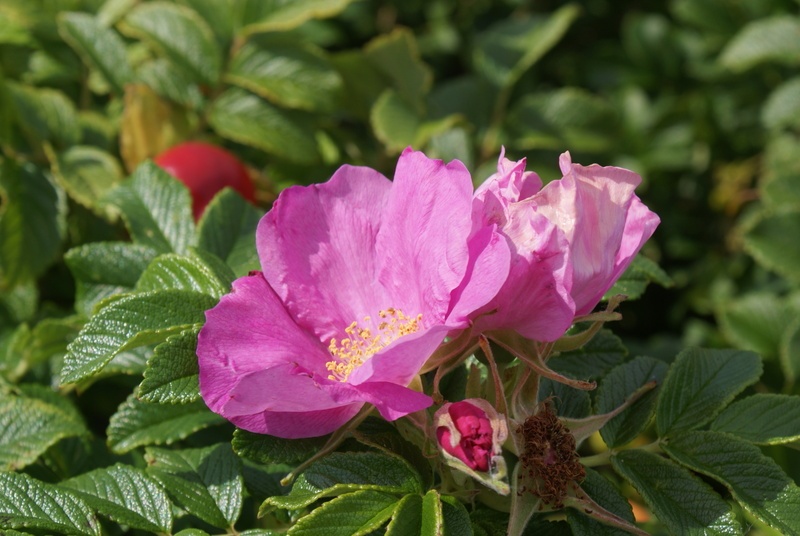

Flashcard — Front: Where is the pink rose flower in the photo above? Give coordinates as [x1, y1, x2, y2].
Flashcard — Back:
[471, 151, 660, 339]
[197, 149, 510, 438]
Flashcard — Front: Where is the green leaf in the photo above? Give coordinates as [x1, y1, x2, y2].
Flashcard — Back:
[567, 468, 636, 536]
[179, 0, 235, 48]
[663, 430, 800, 535]
[743, 209, 800, 282]
[441, 494, 473, 536]
[139, 326, 201, 404]
[509, 88, 616, 154]
[0, 279, 38, 324]
[61, 289, 216, 384]
[233, 428, 327, 465]
[136, 250, 234, 298]
[538, 377, 591, 419]
[58, 12, 133, 95]
[196, 188, 263, 276]
[781, 317, 800, 386]
[656, 348, 762, 437]
[48, 146, 124, 214]
[0, 389, 88, 471]
[123, 2, 221, 85]
[352, 418, 434, 491]
[261, 451, 422, 514]
[762, 77, 800, 130]
[104, 161, 196, 254]
[137, 58, 204, 110]
[421, 489, 443, 534]
[604, 254, 673, 301]
[371, 89, 421, 152]
[65, 242, 159, 316]
[762, 135, 800, 211]
[330, 50, 389, 120]
[0, 472, 100, 536]
[146, 443, 243, 529]
[711, 394, 800, 445]
[107, 395, 224, 454]
[596, 356, 668, 448]
[237, 0, 356, 36]
[208, 88, 319, 164]
[61, 464, 173, 533]
[717, 292, 791, 359]
[719, 16, 800, 72]
[549, 330, 628, 381]
[12, 316, 82, 373]
[473, 4, 580, 89]
[226, 35, 342, 112]
[7, 82, 80, 148]
[364, 28, 431, 110]
[0, 159, 65, 287]
[385, 494, 422, 535]
[288, 489, 398, 535]
[612, 449, 742, 535]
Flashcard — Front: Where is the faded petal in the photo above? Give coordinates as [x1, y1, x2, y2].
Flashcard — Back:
[537, 152, 659, 314]
[376, 148, 475, 324]
[257, 164, 392, 340]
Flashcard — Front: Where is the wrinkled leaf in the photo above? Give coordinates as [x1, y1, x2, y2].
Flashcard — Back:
[612, 449, 742, 535]
[139, 327, 201, 404]
[107, 395, 224, 453]
[656, 348, 762, 437]
[664, 430, 800, 535]
[61, 464, 173, 533]
[61, 289, 216, 384]
[146, 443, 243, 529]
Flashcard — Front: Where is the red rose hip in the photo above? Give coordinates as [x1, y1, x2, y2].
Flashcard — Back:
[154, 142, 256, 220]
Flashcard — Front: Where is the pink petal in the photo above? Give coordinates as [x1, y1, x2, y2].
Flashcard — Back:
[346, 324, 452, 385]
[228, 405, 362, 439]
[375, 148, 475, 322]
[257, 164, 392, 340]
[446, 224, 511, 326]
[539, 152, 658, 314]
[474, 209, 575, 341]
[223, 363, 346, 416]
[474, 152, 542, 228]
[197, 273, 329, 415]
[348, 381, 433, 421]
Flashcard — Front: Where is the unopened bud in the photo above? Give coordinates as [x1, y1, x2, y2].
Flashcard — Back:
[434, 399, 509, 495]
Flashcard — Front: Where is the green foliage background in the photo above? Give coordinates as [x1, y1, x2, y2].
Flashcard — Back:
[2, 0, 800, 534]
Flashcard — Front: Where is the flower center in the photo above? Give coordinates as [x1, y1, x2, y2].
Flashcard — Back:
[326, 308, 422, 382]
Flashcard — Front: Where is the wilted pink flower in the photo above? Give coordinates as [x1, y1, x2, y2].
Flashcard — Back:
[470, 151, 660, 339]
[197, 149, 510, 439]
[435, 399, 509, 494]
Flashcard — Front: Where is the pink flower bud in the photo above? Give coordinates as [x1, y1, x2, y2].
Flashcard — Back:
[436, 401, 495, 471]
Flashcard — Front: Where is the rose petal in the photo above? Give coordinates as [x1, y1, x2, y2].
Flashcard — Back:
[228, 404, 362, 439]
[257, 164, 392, 340]
[538, 152, 658, 314]
[446, 224, 511, 326]
[376, 148, 474, 322]
[197, 273, 329, 414]
[474, 208, 574, 341]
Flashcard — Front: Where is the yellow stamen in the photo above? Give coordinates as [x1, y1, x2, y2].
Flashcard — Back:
[326, 308, 423, 381]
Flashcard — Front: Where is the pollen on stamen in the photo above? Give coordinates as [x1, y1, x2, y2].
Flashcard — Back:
[326, 308, 423, 382]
